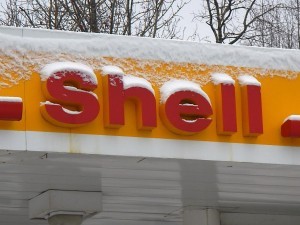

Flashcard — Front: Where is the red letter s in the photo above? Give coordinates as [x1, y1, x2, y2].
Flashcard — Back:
[40, 62, 99, 127]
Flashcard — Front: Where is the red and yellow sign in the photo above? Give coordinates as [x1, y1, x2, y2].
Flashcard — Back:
[1, 58, 300, 147]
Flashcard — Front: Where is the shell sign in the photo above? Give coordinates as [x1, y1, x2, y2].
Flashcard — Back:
[1, 27, 300, 151]
[38, 63, 264, 137]
[0, 60, 299, 146]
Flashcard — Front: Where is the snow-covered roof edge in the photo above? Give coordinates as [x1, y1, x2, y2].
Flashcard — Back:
[2, 26, 300, 72]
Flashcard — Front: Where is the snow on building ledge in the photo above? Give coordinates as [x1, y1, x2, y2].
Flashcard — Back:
[1, 26, 300, 72]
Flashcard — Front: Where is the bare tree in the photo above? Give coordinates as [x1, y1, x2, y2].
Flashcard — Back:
[242, 0, 300, 49]
[0, 0, 26, 26]
[0, 0, 188, 39]
[196, 0, 279, 44]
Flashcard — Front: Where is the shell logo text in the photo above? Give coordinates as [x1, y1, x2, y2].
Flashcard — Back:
[1, 62, 299, 139]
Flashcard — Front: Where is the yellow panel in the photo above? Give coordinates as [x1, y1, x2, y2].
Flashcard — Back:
[2, 56, 300, 147]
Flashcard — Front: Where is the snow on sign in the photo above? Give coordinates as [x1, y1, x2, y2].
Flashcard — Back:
[1, 27, 300, 152]
[39, 62, 262, 136]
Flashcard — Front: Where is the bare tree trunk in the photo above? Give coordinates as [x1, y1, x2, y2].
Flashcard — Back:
[124, 0, 133, 35]
[89, 0, 99, 32]
[152, 0, 163, 38]
[49, 0, 53, 29]
[261, 0, 265, 46]
[109, 0, 116, 34]
[297, 0, 300, 48]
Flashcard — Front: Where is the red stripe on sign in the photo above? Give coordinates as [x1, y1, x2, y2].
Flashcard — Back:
[221, 84, 237, 134]
[241, 85, 263, 136]
[0, 101, 23, 121]
[247, 85, 263, 135]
